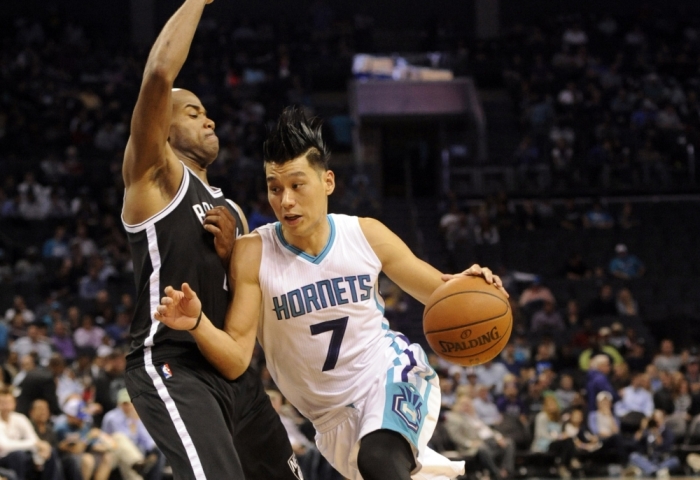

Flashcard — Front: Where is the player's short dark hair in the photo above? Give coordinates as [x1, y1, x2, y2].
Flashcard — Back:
[263, 106, 330, 170]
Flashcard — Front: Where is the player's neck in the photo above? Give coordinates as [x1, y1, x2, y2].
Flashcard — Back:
[281, 215, 331, 257]
[180, 157, 209, 185]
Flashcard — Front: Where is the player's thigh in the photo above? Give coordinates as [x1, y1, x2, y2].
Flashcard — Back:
[233, 371, 301, 480]
[126, 364, 244, 480]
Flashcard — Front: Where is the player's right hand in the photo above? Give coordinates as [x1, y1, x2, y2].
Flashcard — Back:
[154, 283, 202, 330]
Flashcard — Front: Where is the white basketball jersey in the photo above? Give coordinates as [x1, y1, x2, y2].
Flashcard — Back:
[257, 214, 394, 421]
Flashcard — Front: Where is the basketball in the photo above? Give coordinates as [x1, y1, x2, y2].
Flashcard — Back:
[423, 276, 512, 366]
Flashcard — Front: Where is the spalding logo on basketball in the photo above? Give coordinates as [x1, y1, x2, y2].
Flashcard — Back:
[423, 276, 512, 366]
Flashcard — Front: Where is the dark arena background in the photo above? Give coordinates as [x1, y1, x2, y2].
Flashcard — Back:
[1, 0, 700, 478]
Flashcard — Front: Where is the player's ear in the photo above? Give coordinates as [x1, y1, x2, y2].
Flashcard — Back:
[323, 170, 335, 196]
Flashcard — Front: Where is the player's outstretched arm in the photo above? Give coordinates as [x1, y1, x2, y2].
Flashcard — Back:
[123, 0, 213, 190]
[359, 217, 507, 304]
[154, 234, 262, 380]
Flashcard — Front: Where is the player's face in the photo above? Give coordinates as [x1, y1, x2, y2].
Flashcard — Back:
[265, 155, 335, 236]
[169, 90, 219, 166]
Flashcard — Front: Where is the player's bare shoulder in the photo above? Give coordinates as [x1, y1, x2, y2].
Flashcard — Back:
[230, 232, 263, 280]
[358, 217, 398, 250]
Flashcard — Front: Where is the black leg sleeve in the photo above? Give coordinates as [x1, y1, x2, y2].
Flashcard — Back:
[357, 429, 416, 480]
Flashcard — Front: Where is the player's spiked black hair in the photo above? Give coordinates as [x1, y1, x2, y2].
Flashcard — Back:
[263, 106, 330, 170]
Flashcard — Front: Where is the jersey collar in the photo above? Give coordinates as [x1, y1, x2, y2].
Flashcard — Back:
[274, 215, 336, 265]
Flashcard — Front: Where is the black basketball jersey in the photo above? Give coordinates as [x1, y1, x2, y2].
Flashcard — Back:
[123, 163, 243, 369]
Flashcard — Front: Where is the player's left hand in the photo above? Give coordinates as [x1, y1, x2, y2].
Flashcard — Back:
[442, 264, 509, 298]
[203, 206, 237, 266]
[154, 284, 202, 330]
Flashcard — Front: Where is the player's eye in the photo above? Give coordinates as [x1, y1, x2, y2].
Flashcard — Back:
[189, 114, 198, 119]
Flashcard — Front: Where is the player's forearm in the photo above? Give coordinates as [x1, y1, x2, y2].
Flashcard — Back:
[191, 314, 251, 380]
[145, 0, 209, 83]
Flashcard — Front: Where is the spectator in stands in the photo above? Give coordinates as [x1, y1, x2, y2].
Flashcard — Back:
[105, 311, 131, 348]
[585, 284, 618, 317]
[77, 267, 106, 301]
[586, 354, 620, 411]
[626, 410, 680, 478]
[516, 200, 541, 231]
[610, 360, 631, 390]
[615, 372, 654, 420]
[473, 385, 503, 427]
[54, 397, 114, 480]
[579, 327, 625, 371]
[93, 351, 126, 425]
[12, 355, 36, 390]
[0, 251, 13, 285]
[475, 361, 510, 395]
[609, 244, 645, 279]
[616, 288, 639, 317]
[555, 374, 578, 411]
[445, 395, 515, 480]
[0, 386, 60, 480]
[4, 297, 34, 325]
[42, 226, 70, 260]
[654, 372, 676, 415]
[15, 354, 62, 417]
[608, 322, 631, 355]
[518, 278, 556, 309]
[669, 376, 692, 437]
[563, 408, 602, 455]
[685, 357, 700, 394]
[72, 314, 105, 352]
[587, 391, 627, 464]
[50, 322, 76, 364]
[653, 339, 683, 373]
[439, 377, 456, 410]
[11, 322, 52, 367]
[495, 382, 531, 450]
[14, 248, 45, 286]
[28, 399, 82, 480]
[618, 202, 640, 229]
[530, 300, 566, 333]
[70, 225, 97, 259]
[562, 23, 588, 47]
[531, 395, 579, 479]
[582, 200, 614, 229]
[562, 252, 591, 280]
[102, 389, 163, 480]
[559, 199, 583, 230]
[473, 216, 500, 245]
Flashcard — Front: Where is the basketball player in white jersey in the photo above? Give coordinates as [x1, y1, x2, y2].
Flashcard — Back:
[154, 106, 508, 480]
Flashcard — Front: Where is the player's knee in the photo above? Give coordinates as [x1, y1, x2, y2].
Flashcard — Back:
[357, 430, 415, 480]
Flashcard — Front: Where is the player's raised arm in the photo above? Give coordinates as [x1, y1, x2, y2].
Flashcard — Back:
[154, 234, 263, 380]
[123, 0, 213, 191]
[359, 217, 507, 303]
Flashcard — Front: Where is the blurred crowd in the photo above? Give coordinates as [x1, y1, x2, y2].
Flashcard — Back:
[0, 5, 698, 480]
[499, 13, 700, 192]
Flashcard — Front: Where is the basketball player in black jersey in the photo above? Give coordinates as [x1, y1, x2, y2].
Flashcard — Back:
[121, 1, 300, 479]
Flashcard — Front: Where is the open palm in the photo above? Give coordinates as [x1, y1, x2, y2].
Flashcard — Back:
[154, 283, 202, 331]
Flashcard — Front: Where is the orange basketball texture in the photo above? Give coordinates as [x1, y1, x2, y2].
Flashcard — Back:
[423, 276, 512, 366]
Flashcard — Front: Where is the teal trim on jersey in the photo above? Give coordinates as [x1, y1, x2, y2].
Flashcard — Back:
[373, 282, 386, 316]
[385, 332, 404, 355]
[274, 215, 336, 264]
[423, 350, 438, 381]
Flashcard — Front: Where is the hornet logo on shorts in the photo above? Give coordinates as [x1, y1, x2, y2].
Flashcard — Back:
[392, 385, 423, 432]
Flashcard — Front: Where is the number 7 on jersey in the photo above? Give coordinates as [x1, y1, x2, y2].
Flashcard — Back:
[310, 317, 348, 371]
